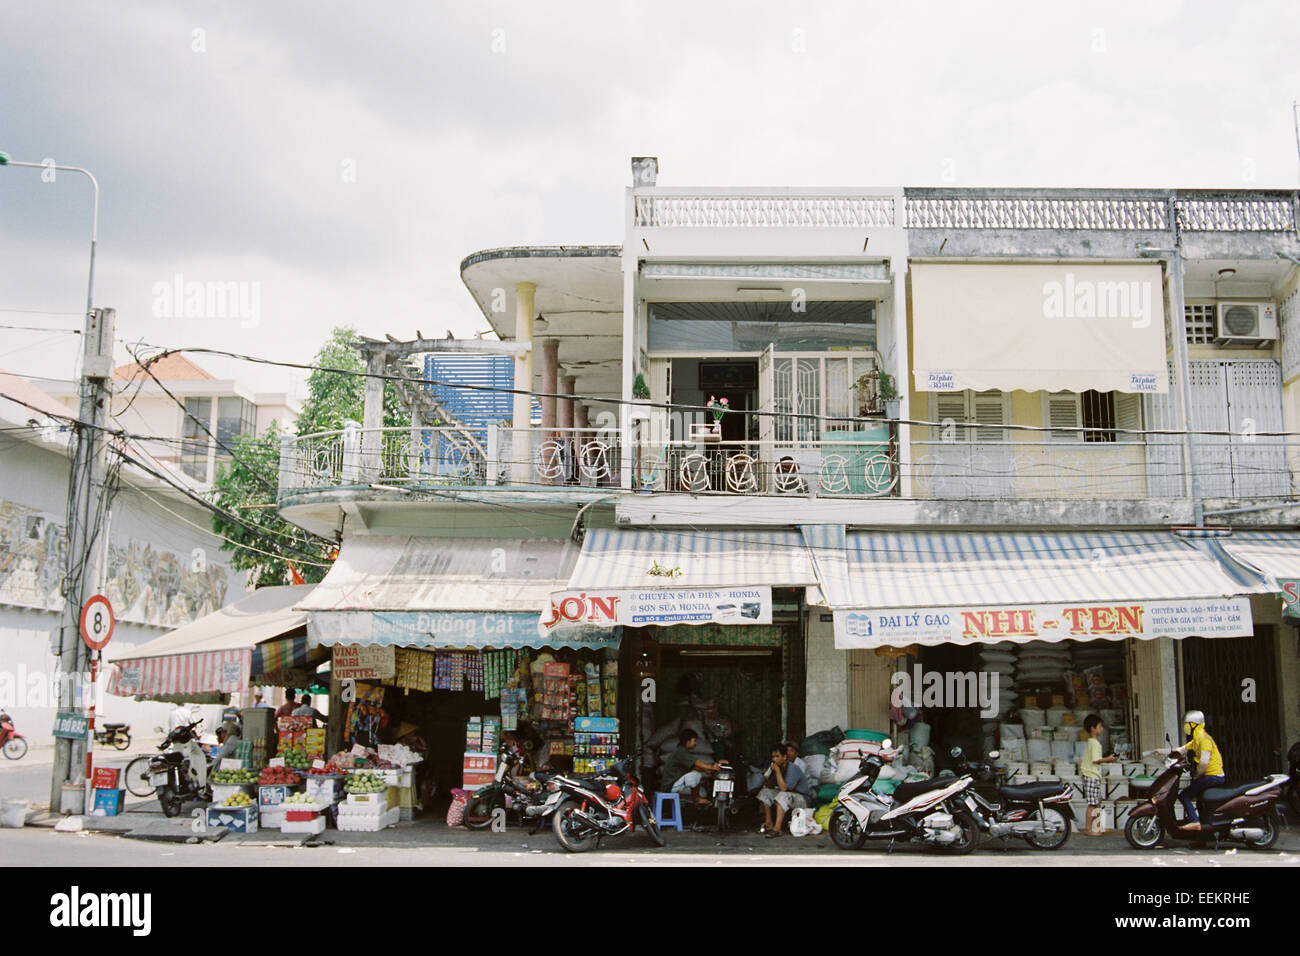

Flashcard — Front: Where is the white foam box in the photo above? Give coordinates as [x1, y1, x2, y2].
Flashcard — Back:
[304, 777, 343, 803]
[281, 815, 327, 835]
[346, 792, 388, 811]
[261, 807, 286, 830]
[1029, 762, 1054, 777]
[1113, 801, 1139, 828]
[336, 807, 400, 832]
[1105, 778, 1131, 799]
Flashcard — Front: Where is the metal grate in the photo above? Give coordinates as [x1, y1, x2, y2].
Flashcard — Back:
[1185, 304, 1217, 344]
[1181, 630, 1282, 782]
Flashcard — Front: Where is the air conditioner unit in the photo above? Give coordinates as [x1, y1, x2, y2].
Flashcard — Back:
[1215, 302, 1277, 347]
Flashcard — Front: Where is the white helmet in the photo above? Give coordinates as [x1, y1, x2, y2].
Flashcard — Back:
[1183, 709, 1205, 736]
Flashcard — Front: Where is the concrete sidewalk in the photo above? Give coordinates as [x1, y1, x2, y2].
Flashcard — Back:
[20, 806, 1300, 858]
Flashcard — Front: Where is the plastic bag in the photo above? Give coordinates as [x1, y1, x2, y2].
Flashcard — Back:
[789, 807, 822, 837]
[813, 799, 837, 830]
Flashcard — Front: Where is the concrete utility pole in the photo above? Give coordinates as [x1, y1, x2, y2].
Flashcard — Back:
[51, 306, 115, 810]
[0, 152, 111, 812]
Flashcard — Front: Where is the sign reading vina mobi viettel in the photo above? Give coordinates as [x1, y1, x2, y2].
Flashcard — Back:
[332, 644, 397, 680]
[540, 587, 772, 637]
[833, 598, 1252, 649]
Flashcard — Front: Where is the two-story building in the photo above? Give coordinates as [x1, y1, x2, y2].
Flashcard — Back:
[279, 161, 1300, 794]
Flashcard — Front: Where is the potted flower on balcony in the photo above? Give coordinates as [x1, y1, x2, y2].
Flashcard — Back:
[706, 395, 729, 435]
[853, 371, 899, 420]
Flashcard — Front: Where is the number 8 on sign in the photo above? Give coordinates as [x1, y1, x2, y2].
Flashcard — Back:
[79, 594, 115, 651]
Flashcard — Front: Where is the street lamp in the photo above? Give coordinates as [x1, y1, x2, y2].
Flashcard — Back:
[0, 151, 100, 317]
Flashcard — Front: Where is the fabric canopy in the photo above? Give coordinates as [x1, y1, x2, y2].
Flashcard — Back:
[565, 528, 819, 590]
[108, 585, 314, 698]
[814, 530, 1267, 649]
[911, 262, 1169, 394]
[1218, 531, 1300, 583]
[300, 535, 616, 650]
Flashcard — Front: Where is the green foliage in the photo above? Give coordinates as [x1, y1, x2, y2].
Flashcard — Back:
[210, 422, 331, 588]
[295, 325, 409, 436]
[632, 372, 651, 400]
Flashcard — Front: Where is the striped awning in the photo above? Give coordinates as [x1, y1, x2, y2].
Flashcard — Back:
[817, 530, 1270, 609]
[1218, 531, 1300, 583]
[250, 633, 323, 678]
[566, 529, 819, 589]
[107, 585, 313, 699]
[818, 530, 1268, 648]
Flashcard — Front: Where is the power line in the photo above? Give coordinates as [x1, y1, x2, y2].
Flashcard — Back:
[0, 322, 82, 332]
[134, 342, 1300, 439]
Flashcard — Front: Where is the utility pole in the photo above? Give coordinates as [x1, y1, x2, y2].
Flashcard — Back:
[50, 306, 115, 811]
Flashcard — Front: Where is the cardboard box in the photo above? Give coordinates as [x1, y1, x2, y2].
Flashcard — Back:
[462, 751, 496, 790]
[91, 767, 121, 790]
[260, 807, 286, 830]
[91, 788, 125, 816]
[206, 805, 259, 833]
[259, 784, 299, 807]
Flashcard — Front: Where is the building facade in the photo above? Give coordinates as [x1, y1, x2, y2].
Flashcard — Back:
[278, 166, 1300, 787]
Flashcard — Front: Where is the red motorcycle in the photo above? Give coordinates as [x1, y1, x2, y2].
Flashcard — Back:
[549, 754, 664, 853]
[0, 712, 28, 760]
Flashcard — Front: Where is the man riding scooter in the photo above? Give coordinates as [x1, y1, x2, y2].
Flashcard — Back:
[1177, 709, 1225, 831]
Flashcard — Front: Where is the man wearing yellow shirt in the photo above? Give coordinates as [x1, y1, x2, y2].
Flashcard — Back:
[1178, 710, 1225, 831]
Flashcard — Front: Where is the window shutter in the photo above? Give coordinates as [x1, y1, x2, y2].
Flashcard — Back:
[971, 390, 1007, 443]
[934, 393, 968, 443]
[1046, 394, 1082, 442]
[1114, 392, 1142, 443]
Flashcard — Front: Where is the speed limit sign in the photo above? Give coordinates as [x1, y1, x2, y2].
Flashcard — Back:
[79, 594, 115, 651]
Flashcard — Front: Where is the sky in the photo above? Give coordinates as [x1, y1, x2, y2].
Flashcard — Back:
[1, 0, 1298, 398]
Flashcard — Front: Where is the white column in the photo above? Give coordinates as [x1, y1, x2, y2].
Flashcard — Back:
[890, 253, 912, 497]
[511, 282, 535, 484]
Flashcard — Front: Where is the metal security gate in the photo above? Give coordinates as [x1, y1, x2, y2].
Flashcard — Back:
[1180, 628, 1282, 782]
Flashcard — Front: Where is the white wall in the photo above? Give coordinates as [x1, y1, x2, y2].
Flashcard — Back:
[805, 611, 848, 732]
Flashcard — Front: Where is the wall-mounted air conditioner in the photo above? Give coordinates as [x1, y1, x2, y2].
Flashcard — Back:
[1215, 302, 1277, 347]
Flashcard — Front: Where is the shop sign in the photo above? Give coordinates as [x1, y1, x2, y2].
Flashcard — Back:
[1279, 580, 1300, 616]
[220, 661, 243, 691]
[52, 711, 89, 739]
[833, 598, 1252, 649]
[332, 644, 397, 680]
[540, 586, 772, 635]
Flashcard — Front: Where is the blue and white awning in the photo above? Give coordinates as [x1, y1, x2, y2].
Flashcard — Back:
[816, 530, 1270, 649]
[567, 528, 819, 589]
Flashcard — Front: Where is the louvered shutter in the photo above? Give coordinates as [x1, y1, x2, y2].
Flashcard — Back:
[1046, 394, 1082, 442]
[971, 390, 1007, 443]
[1114, 392, 1143, 443]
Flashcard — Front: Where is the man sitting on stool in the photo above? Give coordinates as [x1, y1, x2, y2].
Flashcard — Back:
[660, 728, 727, 808]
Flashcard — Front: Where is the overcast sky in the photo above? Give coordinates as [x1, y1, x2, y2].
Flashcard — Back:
[2, 0, 1298, 398]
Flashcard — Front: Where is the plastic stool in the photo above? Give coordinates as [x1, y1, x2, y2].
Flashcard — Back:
[654, 792, 684, 832]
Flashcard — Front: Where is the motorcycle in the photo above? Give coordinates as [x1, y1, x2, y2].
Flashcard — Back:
[828, 739, 979, 854]
[0, 711, 27, 760]
[145, 720, 211, 817]
[712, 763, 737, 832]
[93, 722, 132, 750]
[950, 747, 1074, 850]
[549, 754, 664, 853]
[1124, 745, 1287, 851]
[464, 750, 557, 832]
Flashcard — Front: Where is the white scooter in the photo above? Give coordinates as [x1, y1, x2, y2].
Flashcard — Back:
[828, 739, 979, 854]
[146, 719, 211, 817]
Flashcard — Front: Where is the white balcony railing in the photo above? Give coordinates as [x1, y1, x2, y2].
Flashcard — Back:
[278, 427, 1297, 502]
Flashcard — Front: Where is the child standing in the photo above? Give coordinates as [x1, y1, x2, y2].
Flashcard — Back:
[1080, 714, 1116, 835]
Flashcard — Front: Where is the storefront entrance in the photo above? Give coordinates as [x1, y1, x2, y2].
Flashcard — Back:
[1181, 627, 1283, 781]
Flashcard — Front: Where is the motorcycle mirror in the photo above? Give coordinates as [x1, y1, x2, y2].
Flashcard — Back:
[881, 738, 892, 750]
[988, 750, 1000, 760]
[949, 746, 963, 759]
[154, 726, 163, 734]
[1165, 733, 1172, 745]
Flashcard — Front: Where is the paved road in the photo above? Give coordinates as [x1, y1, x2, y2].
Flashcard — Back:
[0, 740, 165, 808]
[3, 825, 1298, 867]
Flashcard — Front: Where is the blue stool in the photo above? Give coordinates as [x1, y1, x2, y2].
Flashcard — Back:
[654, 792, 684, 832]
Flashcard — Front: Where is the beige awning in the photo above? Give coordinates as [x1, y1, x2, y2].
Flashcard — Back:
[911, 263, 1169, 394]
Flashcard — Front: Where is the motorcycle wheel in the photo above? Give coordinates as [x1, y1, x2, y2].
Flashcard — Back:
[942, 809, 979, 855]
[112, 732, 131, 751]
[716, 794, 729, 833]
[638, 802, 666, 847]
[552, 799, 598, 853]
[464, 789, 504, 830]
[829, 805, 867, 850]
[2, 737, 27, 760]
[123, 756, 156, 797]
[1244, 815, 1279, 851]
[1024, 807, 1071, 850]
[157, 784, 184, 818]
[1124, 814, 1164, 850]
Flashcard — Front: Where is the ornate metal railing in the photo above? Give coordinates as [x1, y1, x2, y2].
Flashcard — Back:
[906, 195, 1169, 231]
[634, 194, 897, 228]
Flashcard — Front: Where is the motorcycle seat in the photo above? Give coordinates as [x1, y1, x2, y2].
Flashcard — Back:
[101, 723, 128, 731]
[893, 776, 957, 804]
[1000, 782, 1070, 802]
[1200, 780, 1271, 804]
